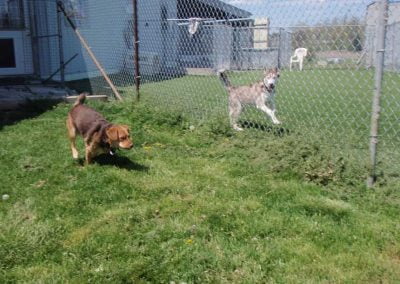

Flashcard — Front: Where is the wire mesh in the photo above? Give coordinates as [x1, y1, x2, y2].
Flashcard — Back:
[31, 0, 398, 185]
[24, 0, 60, 80]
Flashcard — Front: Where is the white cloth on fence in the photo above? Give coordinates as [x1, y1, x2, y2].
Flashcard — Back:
[188, 18, 202, 35]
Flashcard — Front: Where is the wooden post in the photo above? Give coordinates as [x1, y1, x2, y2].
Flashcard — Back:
[56, 1, 123, 101]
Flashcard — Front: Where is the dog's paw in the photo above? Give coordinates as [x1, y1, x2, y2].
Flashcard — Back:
[270, 116, 281, 124]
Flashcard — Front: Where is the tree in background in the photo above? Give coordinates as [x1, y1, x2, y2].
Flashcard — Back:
[291, 17, 365, 62]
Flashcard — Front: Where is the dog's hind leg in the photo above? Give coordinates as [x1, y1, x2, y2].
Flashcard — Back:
[66, 115, 79, 159]
[229, 101, 243, 131]
[258, 104, 281, 125]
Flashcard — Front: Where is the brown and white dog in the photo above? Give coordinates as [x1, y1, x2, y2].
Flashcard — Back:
[66, 93, 133, 164]
[218, 68, 281, 131]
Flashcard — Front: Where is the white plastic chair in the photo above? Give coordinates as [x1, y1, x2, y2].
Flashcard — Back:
[290, 48, 308, 71]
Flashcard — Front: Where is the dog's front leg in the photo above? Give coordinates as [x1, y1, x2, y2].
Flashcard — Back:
[84, 142, 95, 165]
[270, 97, 277, 115]
[66, 117, 79, 159]
[69, 138, 79, 159]
[229, 101, 244, 131]
[258, 104, 281, 124]
[265, 93, 277, 115]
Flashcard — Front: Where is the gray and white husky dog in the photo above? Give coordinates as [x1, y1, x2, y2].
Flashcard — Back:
[218, 68, 281, 131]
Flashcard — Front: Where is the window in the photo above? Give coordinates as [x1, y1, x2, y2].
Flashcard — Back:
[0, 38, 16, 68]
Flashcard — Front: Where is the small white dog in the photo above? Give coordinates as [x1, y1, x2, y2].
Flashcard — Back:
[218, 68, 281, 131]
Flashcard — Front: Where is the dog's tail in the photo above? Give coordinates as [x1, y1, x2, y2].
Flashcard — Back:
[217, 69, 232, 89]
[73, 92, 88, 107]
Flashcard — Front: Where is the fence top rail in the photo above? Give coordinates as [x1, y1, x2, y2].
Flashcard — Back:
[167, 17, 254, 26]
[272, 24, 367, 29]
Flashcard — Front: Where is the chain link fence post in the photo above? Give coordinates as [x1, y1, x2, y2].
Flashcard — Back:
[367, 0, 389, 188]
[56, 3, 65, 86]
[133, 0, 140, 101]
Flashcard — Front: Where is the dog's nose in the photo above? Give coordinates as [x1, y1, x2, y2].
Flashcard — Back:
[269, 84, 275, 89]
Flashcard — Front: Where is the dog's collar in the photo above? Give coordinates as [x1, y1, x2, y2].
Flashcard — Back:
[99, 139, 111, 149]
[262, 78, 273, 93]
[99, 139, 117, 155]
[263, 83, 274, 93]
[100, 124, 116, 155]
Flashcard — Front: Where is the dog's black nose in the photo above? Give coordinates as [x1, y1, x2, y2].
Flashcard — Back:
[269, 84, 275, 89]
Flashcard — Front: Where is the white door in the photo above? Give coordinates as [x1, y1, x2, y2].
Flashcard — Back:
[0, 0, 32, 76]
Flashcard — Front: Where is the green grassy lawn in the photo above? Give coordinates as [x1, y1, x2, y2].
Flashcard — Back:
[1, 100, 400, 282]
[134, 69, 400, 180]
[138, 69, 399, 137]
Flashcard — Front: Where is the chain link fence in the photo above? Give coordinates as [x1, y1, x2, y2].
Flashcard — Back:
[38, 0, 399, 185]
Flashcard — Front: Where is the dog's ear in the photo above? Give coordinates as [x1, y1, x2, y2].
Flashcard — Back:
[119, 125, 130, 134]
[106, 126, 119, 141]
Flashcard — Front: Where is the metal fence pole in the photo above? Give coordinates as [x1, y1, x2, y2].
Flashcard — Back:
[28, 2, 39, 78]
[133, 0, 141, 101]
[367, 0, 388, 188]
[57, 3, 65, 86]
[277, 27, 282, 69]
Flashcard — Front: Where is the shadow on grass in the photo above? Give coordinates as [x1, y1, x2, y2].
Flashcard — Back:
[239, 120, 290, 136]
[88, 154, 149, 172]
[0, 99, 61, 131]
[64, 70, 186, 97]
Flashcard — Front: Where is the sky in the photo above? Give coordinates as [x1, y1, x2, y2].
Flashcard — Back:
[220, 0, 377, 27]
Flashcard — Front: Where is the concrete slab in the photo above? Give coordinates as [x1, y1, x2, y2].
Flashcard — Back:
[0, 85, 76, 111]
[65, 95, 108, 104]
[0, 83, 109, 113]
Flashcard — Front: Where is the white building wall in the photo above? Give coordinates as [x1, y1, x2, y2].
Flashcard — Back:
[0, 0, 33, 76]
[126, 0, 179, 75]
[29, 0, 60, 79]
[47, 0, 180, 80]
[22, 0, 33, 74]
[60, 0, 131, 80]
